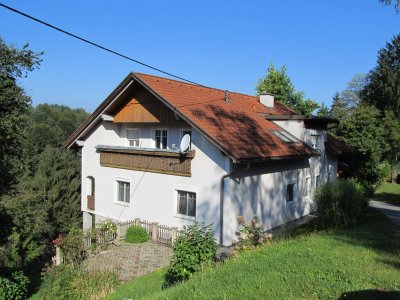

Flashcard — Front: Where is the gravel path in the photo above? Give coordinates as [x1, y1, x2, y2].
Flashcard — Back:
[370, 200, 400, 226]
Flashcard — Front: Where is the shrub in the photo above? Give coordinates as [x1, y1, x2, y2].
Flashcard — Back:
[52, 227, 86, 267]
[37, 265, 118, 300]
[164, 222, 217, 287]
[0, 271, 29, 300]
[314, 178, 368, 228]
[233, 215, 272, 251]
[125, 226, 148, 244]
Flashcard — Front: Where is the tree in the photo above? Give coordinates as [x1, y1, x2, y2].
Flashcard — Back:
[335, 105, 386, 191]
[330, 74, 367, 121]
[256, 63, 319, 115]
[0, 39, 42, 195]
[379, 0, 400, 12]
[361, 34, 400, 118]
[316, 102, 330, 117]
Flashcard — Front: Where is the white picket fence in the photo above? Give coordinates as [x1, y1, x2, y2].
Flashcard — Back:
[53, 218, 179, 266]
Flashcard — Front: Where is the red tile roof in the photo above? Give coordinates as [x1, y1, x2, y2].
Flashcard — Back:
[134, 73, 317, 161]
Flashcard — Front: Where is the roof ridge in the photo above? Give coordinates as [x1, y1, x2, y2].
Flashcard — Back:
[133, 72, 258, 100]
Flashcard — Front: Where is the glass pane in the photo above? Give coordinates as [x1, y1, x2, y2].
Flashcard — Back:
[287, 184, 294, 202]
[125, 183, 130, 203]
[188, 193, 196, 217]
[155, 137, 161, 149]
[177, 192, 187, 215]
[162, 136, 167, 149]
[118, 182, 124, 202]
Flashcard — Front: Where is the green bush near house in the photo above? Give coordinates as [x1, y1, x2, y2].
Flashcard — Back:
[314, 178, 368, 228]
[164, 222, 217, 287]
[36, 265, 118, 300]
[125, 226, 148, 244]
[0, 271, 29, 300]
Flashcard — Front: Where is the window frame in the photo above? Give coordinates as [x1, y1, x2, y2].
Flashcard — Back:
[305, 176, 311, 198]
[174, 186, 197, 220]
[154, 128, 168, 149]
[126, 127, 141, 147]
[286, 182, 296, 204]
[114, 177, 131, 206]
[315, 174, 321, 189]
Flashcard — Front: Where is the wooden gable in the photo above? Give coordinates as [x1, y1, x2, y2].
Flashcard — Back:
[113, 87, 178, 123]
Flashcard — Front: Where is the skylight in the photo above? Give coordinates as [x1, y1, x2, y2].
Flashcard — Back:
[272, 130, 298, 143]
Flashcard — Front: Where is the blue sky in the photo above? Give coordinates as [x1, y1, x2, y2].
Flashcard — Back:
[1, 1, 399, 112]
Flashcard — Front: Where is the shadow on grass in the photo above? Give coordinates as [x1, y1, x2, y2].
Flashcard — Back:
[339, 289, 400, 300]
[373, 192, 400, 206]
[294, 208, 400, 256]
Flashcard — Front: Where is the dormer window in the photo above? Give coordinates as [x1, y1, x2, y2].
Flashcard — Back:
[155, 129, 168, 149]
[126, 128, 140, 147]
[272, 130, 298, 143]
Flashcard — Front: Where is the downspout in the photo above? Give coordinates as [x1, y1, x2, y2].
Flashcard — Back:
[219, 161, 251, 245]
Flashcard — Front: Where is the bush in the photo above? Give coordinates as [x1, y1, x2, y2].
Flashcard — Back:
[314, 178, 368, 228]
[52, 227, 86, 267]
[37, 265, 118, 300]
[0, 271, 29, 300]
[164, 222, 217, 287]
[233, 215, 272, 251]
[125, 226, 148, 244]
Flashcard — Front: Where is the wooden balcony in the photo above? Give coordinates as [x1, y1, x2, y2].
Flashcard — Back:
[97, 145, 195, 177]
[87, 195, 95, 210]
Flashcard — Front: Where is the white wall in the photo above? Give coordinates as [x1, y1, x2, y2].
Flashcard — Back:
[81, 121, 230, 242]
[80, 119, 338, 246]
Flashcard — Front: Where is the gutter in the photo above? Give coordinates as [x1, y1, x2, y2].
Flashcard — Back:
[219, 161, 251, 245]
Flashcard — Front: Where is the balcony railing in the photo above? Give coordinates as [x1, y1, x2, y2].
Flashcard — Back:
[96, 145, 195, 177]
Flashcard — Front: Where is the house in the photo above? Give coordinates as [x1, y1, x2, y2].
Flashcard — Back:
[64, 72, 341, 246]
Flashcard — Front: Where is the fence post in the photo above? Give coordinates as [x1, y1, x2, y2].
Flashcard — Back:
[55, 245, 62, 266]
[151, 222, 159, 241]
[171, 227, 178, 244]
[116, 223, 121, 241]
[135, 218, 141, 226]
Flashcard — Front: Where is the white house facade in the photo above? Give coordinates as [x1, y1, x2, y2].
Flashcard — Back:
[64, 73, 343, 246]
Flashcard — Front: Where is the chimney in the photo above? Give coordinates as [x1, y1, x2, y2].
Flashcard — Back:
[259, 93, 274, 108]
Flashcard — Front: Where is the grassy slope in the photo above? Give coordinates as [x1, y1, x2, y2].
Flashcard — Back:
[106, 208, 400, 300]
[374, 183, 400, 205]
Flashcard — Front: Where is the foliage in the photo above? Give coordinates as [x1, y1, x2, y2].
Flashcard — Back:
[37, 265, 118, 300]
[233, 215, 272, 251]
[362, 33, 400, 118]
[335, 104, 386, 191]
[164, 222, 217, 287]
[96, 219, 117, 235]
[330, 74, 366, 121]
[0, 39, 42, 195]
[125, 226, 149, 244]
[316, 102, 329, 117]
[256, 63, 319, 115]
[314, 179, 368, 228]
[105, 208, 400, 300]
[379, 0, 400, 12]
[53, 227, 86, 267]
[0, 271, 29, 300]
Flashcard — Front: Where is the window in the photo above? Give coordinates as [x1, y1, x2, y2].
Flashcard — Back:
[117, 180, 130, 204]
[328, 165, 333, 182]
[305, 177, 311, 198]
[155, 129, 168, 149]
[177, 190, 196, 217]
[315, 175, 320, 189]
[126, 128, 140, 147]
[181, 129, 192, 149]
[286, 183, 295, 203]
[310, 135, 321, 150]
[273, 130, 298, 143]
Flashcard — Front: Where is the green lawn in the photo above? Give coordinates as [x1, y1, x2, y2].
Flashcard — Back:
[374, 183, 400, 205]
[105, 208, 400, 300]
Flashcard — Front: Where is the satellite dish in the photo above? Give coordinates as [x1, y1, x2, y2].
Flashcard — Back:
[180, 134, 191, 153]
